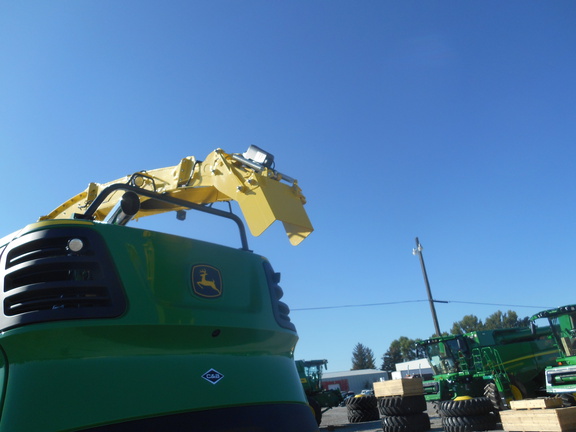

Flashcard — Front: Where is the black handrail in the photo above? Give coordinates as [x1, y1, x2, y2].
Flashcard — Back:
[74, 184, 250, 251]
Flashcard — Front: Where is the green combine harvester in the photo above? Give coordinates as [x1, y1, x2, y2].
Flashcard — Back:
[296, 359, 343, 425]
[531, 304, 576, 404]
[0, 146, 318, 431]
[419, 325, 558, 411]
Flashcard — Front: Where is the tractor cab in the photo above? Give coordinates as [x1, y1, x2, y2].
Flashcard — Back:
[422, 335, 470, 375]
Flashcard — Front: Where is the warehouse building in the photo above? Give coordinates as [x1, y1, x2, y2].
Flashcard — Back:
[391, 358, 433, 380]
[321, 359, 432, 395]
[322, 369, 388, 394]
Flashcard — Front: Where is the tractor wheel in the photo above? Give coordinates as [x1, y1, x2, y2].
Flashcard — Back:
[378, 395, 427, 416]
[508, 381, 526, 401]
[346, 396, 379, 423]
[381, 413, 431, 432]
[347, 407, 380, 423]
[439, 397, 493, 417]
[441, 413, 498, 432]
[307, 396, 322, 425]
[483, 382, 504, 412]
[346, 395, 377, 410]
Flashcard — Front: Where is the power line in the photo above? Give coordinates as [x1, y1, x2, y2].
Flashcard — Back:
[291, 299, 553, 312]
[447, 300, 554, 309]
[292, 299, 427, 311]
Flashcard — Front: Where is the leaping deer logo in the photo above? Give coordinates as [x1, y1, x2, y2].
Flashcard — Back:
[198, 269, 220, 293]
[192, 265, 222, 298]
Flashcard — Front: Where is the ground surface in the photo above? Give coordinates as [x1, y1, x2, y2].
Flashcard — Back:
[318, 403, 505, 432]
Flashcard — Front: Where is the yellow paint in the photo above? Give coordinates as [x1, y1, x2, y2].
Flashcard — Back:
[454, 395, 473, 400]
[38, 149, 313, 245]
[510, 385, 523, 400]
[499, 349, 559, 367]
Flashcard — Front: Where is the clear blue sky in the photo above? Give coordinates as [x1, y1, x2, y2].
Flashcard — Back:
[2, 1, 576, 372]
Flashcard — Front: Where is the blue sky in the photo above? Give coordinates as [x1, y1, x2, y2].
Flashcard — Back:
[1, 1, 576, 372]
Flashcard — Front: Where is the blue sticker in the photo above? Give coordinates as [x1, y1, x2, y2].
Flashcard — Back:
[202, 368, 224, 385]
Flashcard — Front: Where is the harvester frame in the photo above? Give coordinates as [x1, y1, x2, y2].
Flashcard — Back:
[419, 325, 557, 411]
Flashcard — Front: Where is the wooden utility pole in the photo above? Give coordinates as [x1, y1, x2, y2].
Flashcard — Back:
[413, 237, 442, 337]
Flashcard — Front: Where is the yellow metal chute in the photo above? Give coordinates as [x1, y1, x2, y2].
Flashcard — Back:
[40, 147, 313, 246]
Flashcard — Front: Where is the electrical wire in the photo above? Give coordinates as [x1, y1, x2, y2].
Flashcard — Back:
[291, 299, 553, 312]
[292, 299, 427, 311]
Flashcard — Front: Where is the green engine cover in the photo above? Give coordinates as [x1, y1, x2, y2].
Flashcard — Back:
[0, 220, 317, 432]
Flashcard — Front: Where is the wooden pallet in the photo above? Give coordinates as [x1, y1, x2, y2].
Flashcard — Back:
[501, 398, 576, 432]
[510, 398, 563, 410]
[373, 378, 423, 397]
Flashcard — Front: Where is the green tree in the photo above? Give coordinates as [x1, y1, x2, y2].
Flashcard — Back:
[484, 310, 530, 329]
[450, 314, 484, 334]
[380, 337, 423, 373]
[395, 336, 419, 361]
[450, 310, 530, 335]
[381, 344, 402, 373]
[351, 343, 376, 370]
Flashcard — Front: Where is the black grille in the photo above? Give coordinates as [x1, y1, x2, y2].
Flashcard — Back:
[0, 227, 126, 330]
[263, 261, 295, 332]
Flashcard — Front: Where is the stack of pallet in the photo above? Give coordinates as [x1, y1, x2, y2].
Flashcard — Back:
[500, 398, 576, 432]
[374, 378, 430, 432]
[374, 378, 425, 399]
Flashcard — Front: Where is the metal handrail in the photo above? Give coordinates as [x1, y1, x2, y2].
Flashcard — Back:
[74, 183, 250, 251]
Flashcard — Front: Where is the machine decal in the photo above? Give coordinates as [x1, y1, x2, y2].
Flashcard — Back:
[202, 368, 224, 385]
[191, 265, 222, 298]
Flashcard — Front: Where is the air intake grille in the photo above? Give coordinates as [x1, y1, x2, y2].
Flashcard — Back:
[0, 227, 126, 330]
[263, 261, 295, 332]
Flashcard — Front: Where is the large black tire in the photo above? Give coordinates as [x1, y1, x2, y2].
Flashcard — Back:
[347, 408, 377, 416]
[347, 408, 380, 423]
[346, 395, 377, 410]
[441, 413, 498, 432]
[346, 396, 379, 423]
[381, 413, 431, 432]
[378, 395, 427, 416]
[483, 383, 504, 411]
[439, 397, 493, 417]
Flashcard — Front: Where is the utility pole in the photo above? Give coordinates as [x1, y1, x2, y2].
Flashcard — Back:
[413, 237, 442, 337]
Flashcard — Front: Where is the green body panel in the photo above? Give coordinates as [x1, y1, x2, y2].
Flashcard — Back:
[420, 326, 558, 406]
[531, 305, 576, 394]
[0, 220, 316, 432]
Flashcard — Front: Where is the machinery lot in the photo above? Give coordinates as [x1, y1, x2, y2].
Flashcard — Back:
[319, 403, 504, 432]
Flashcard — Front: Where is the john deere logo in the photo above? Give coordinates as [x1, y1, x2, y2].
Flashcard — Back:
[191, 265, 222, 298]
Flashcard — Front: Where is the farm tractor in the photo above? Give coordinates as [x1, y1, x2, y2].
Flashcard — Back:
[0, 146, 318, 431]
[296, 359, 343, 424]
[418, 325, 558, 411]
[531, 304, 576, 404]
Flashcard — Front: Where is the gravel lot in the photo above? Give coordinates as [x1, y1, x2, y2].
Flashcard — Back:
[318, 403, 504, 432]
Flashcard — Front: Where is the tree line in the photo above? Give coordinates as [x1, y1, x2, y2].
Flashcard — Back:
[350, 309, 530, 372]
